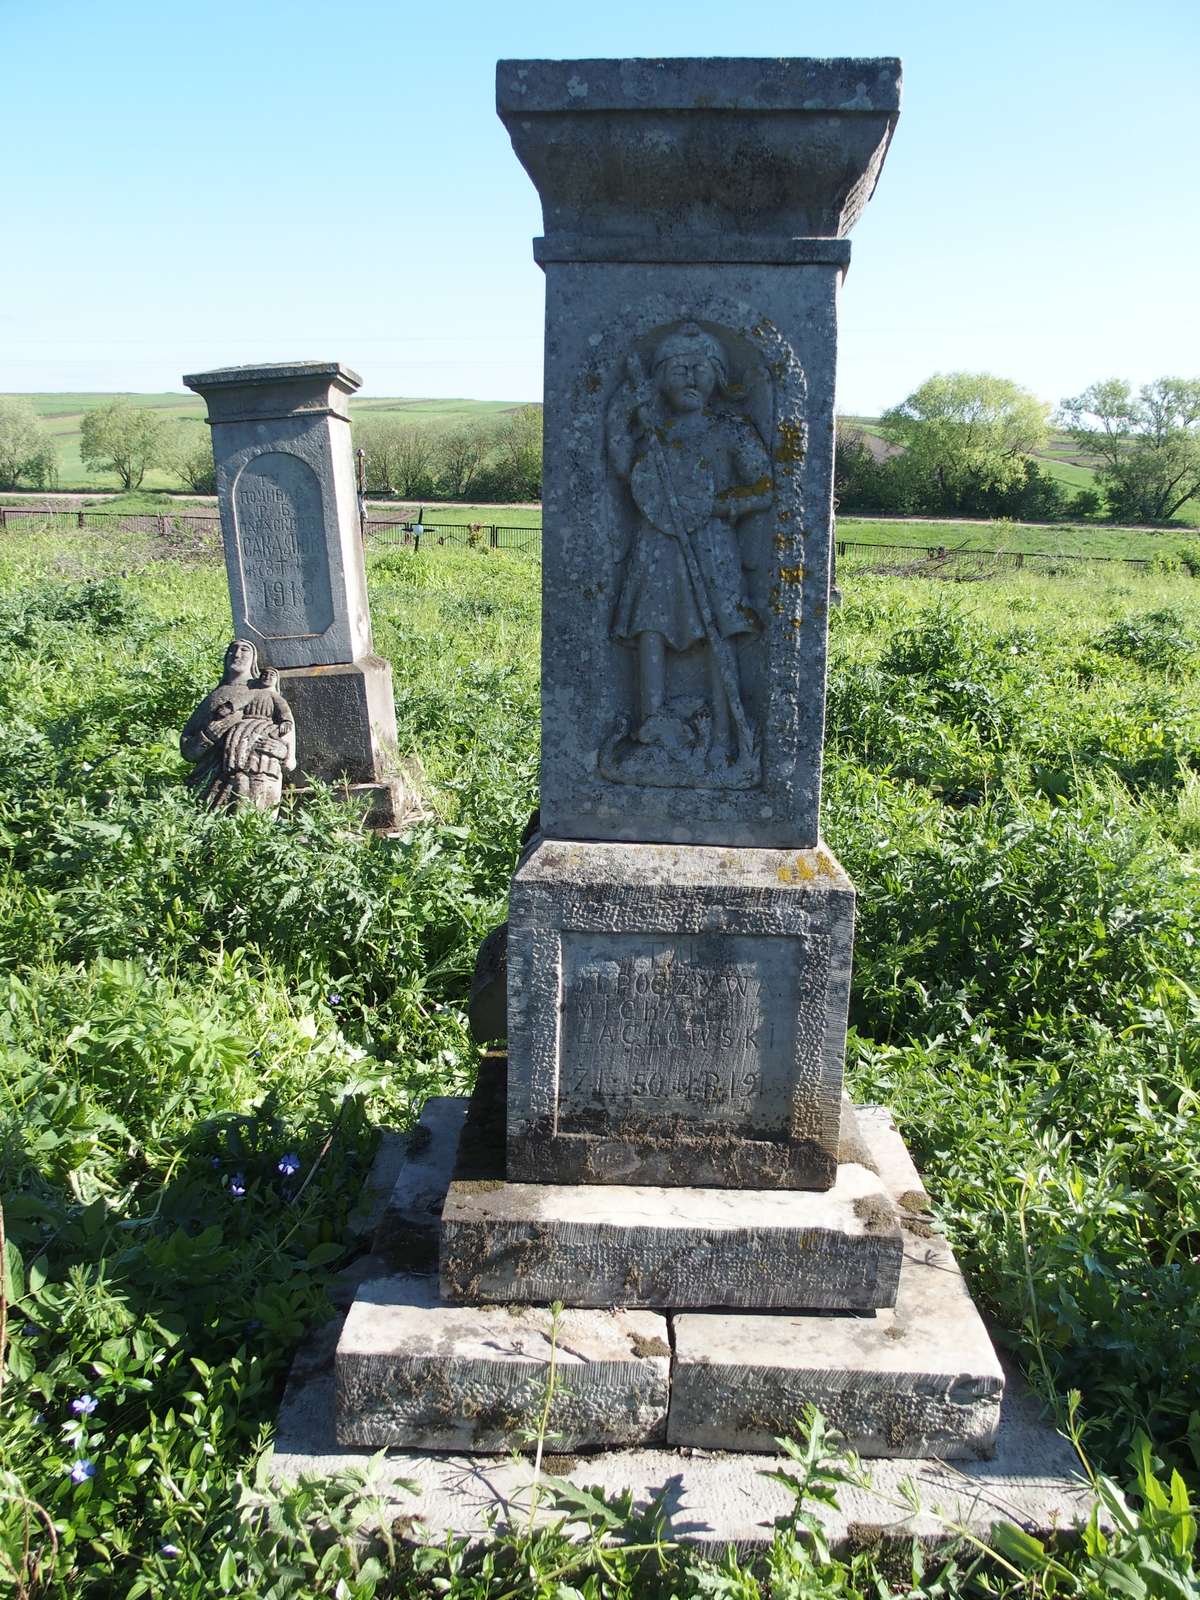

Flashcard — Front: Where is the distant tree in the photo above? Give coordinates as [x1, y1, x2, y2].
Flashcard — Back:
[0, 398, 57, 488]
[434, 421, 492, 499]
[1058, 377, 1200, 523]
[356, 419, 438, 497]
[493, 404, 543, 499]
[79, 401, 168, 490]
[161, 419, 216, 494]
[880, 372, 1051, 514]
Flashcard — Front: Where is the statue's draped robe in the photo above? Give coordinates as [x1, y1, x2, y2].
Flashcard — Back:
[180, 684, 295, 811]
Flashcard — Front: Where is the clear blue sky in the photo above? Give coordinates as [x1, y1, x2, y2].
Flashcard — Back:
[2, 0, 1197, 414]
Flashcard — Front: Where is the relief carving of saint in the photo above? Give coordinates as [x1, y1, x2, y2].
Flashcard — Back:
[180, 638, 297, 814]
[600, 322, 773, 789]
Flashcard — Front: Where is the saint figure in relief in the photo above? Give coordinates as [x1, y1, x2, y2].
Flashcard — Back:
[601, 322, 773, 789]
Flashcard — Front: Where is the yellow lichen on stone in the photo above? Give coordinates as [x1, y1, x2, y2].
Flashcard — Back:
[775, 420, 806, 467]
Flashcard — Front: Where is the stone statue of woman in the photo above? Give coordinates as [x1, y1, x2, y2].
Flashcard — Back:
[180, 639, 297, 814]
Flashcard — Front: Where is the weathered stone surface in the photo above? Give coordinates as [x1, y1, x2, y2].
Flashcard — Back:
[184, 362, 406, 824]
[468, 924, 508, 1045]
[183, 363, 372, 672]
[278, 655, 398, 786]
[180, 638, 296, 814]
[336, 1274, 670, 1450]
[507, 837, 854, 1189]
[440, 1156, 901, 1311]
[497, 58, 902, 251]
[497, 59, 901, 849]
[271, 1318, 1093, 1550]
[668, 1108, 1005, 1458]
[373, 1097, 469, 1273]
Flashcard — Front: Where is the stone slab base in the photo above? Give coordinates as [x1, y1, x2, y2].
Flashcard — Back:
[441, 1162, 902, 1311]
[438, 1060, 902, 1312]
[667, 1109, 1005, 1459]
[270, 1314, 1092, 1551]
[289, 776, 422, 832]
[336, 1274, 670, 1450]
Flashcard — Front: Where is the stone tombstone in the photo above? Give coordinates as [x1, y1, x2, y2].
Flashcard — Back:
[498, 57, 900, 850]
[184, 362, 409, 828]
[496, 58, 901, 1188]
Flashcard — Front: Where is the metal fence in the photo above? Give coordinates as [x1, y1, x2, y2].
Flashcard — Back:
[835, 539, 1154, 574]
[0, 505, 1173, 575]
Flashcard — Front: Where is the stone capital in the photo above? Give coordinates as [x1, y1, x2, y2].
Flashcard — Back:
[183, 361, 362, 425]
[497, 57, 901, 264]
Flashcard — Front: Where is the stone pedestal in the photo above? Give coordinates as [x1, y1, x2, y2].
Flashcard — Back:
[331, 1091, 999, 1462]
[507, 837, 854, 1189]
[183, 361, 410, 827]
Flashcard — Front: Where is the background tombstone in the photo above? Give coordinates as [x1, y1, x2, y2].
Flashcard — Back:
[183, 362, 409, 828]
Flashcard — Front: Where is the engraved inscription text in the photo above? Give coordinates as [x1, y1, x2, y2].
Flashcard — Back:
[558, 932, 799, 1138]
[234, 452, 334, 640]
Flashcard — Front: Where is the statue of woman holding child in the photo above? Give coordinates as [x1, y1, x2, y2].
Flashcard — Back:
[180, 638, 297, 814]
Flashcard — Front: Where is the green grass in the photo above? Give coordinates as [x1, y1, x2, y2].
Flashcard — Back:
[840, 515, 1200, 560]
[1, 523, 1199, 1595]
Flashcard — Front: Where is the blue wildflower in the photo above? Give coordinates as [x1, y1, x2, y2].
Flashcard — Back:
[230, 1172, 247, 1199]
[71, 1393, 99, 1416]
[277, 1152, 300, 1176]
[160, 1544, 181, 1559]
[210, 1156, 221, 1169]
[70, 1459, 96, 1483]
[328, 992, 342, 1006]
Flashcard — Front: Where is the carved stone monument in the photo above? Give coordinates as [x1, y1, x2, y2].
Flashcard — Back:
[309, 58, 1045, 1531]
[183, 362, 408, 828]
[180, 638, 297, 814]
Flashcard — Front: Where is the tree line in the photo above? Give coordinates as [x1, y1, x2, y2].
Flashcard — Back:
[0, 398, 544, 502]
[837, 372, 1200, 525]
[2, 374, 1198, 525]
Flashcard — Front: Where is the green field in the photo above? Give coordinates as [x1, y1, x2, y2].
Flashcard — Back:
[1, 514, 1199, 1595]
[839, 516, 1200, 561]
[2, 392, 531, 491]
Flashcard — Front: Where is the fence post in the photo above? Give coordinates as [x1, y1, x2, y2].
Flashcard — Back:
[77, 510, 85, 528]
[1015, 552, 1024, 569]
[0, 507, 5, 528]
[157, 515, 167, 538]
[490, 525, 498, 548]
[837, 540, 846, 557]
[414, 529, 421, 551]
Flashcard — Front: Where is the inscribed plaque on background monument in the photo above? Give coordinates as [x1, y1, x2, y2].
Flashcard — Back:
[232, 452, 334, 641]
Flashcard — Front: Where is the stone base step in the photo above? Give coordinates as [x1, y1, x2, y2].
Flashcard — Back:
[667, 1110, 1004, 1458]
[350, 1101, 1004, 1458]
[275, 1316, 1086, 1549]
[437, 1062, 903, 1312]
[336, 1276, 670, 1450]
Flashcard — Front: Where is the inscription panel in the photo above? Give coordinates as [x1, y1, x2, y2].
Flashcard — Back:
[233, 452, 334, 640]
[558, 932, 800, 1139]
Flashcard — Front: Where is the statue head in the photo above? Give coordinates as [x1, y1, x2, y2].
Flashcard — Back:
[222, 638, 258, 684]
[651, 322, 729, 414]
[257, 667, 280, 691]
